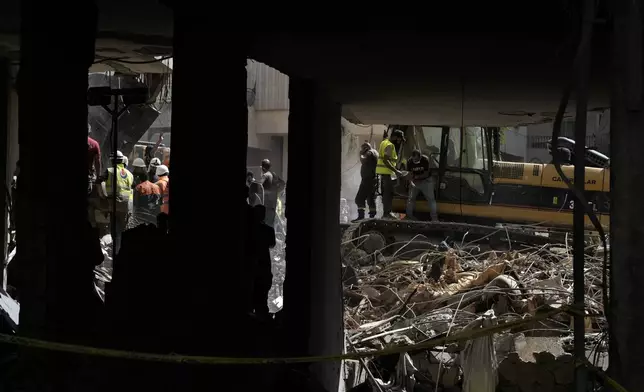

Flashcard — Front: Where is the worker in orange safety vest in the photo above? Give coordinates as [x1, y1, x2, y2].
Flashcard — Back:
[155, 165, 170, 215]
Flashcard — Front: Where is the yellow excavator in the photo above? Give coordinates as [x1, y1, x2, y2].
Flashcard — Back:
[341, 125, 610, 260]
[391, 125, 610, 230]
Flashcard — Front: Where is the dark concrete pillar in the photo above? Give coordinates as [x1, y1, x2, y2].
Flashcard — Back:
[170, 10, 249, 352]
[284, 78, 343, 391]
[18, 0, 97, 337]
[15, 1, 98, 389]
[0, 58, 9, 288]
[609, 0, 644, 388]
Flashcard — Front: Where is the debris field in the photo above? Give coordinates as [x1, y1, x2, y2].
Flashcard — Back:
[342, 235, 608, 392]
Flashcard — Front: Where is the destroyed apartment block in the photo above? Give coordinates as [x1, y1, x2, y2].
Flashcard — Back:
[342, 234, 608, 392]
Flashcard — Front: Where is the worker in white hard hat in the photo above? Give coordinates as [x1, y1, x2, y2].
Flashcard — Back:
[104, 150, 134, 255]
[148, 157, 161, 183]
[131, 158, 160, 226]
[155, 165, 170, 216]
[132, 158, 147, 180]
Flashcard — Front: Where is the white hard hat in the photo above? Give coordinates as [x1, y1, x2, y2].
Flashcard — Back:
[110, 150, 124, 163]
[132, 158, 146, 168]
[150, 157, 161, 167]
[156, 165, 169, 177]
[122, 156, 129, 167]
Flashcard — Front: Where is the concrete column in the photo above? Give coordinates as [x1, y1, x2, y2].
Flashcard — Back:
[0, 59, 8, 288]
[170, 10, 250, 351]
[18, 0, 97, 338]
[284, 78, 343, 391]
[609, 0, 644, 387]
[15, 2, 98, 389]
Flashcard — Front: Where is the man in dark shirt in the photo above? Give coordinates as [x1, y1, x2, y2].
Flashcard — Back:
[353, 142, 379, 221]
[259, 159, 277, 227]
[405, 149, 438, 221]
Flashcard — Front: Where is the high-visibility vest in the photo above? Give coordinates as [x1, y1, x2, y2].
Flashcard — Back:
[276, 197, 283, 216]
[106, 164, 133, 202]
[376, 139, 398, 175]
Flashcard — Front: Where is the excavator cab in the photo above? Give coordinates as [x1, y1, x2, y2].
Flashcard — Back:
[392, 125, 494, 222]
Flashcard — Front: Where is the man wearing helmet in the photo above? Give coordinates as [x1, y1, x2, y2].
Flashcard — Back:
[148, 157, 162, 183]
[352, 141, 379, 222]
[155, 165, 170, 216]
[131, 158, 161, 226]
[376, 129, 405, 219]
[104, 151, 134, 254]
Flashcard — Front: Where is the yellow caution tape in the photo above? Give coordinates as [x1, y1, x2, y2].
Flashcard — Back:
[0, 307, 568, 365]
[581, 360, 629, 392]
[0, 306, 627, 390]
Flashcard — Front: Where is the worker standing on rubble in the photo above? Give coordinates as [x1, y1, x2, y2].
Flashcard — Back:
[405, 149, 439, 222]
[352, 142, 379, 222]
[105, 151, 134, 254]
[155, 165, 170, 215]
[258, 159, 277, 227]
[376, 129, 405, 219]
[251, 204, 275, 319]
[131, 158, 161, 226]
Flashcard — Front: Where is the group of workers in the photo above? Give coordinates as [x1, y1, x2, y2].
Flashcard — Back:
[245, 158, 287, 320]
[353, 129, 439, 222]
[246, 158, 285, 230]
[87, 125, 170, 254]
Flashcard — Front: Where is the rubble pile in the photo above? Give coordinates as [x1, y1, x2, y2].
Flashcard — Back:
[343, 240, 608, 392]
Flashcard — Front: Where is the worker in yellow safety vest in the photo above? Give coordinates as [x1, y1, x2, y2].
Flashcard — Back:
[375, 129, 405, 219]
[104, 150, 133, 255]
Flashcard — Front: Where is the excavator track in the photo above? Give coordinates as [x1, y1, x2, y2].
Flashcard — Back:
[341, 219, 565, 265]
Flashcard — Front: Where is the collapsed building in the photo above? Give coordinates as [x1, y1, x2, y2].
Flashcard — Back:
[0, 1, 642, 391]
[341, 233, 608, 392]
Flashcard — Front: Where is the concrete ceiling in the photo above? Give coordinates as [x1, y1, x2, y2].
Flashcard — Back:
[0, 0, 173, 73]
[248, 31, 612, 126]
[0, 1, 614, 126]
